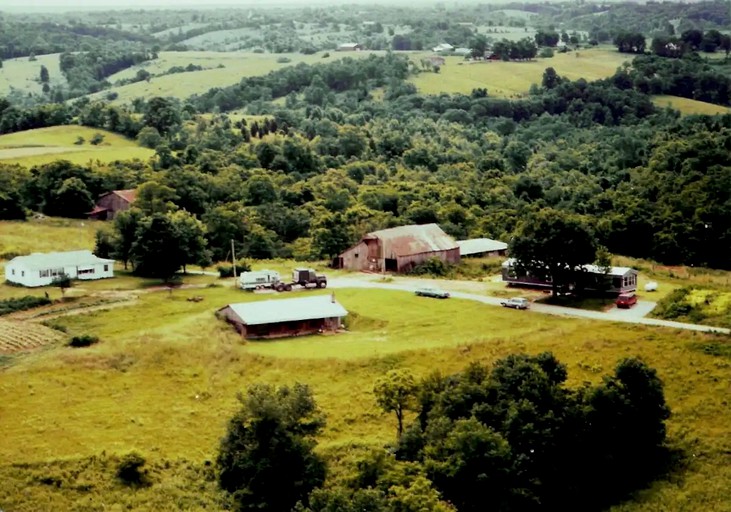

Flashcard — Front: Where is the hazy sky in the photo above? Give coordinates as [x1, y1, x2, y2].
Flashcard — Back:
[0, 0, 366, 9]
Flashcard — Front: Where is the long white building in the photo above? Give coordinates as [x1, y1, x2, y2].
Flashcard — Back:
[4, 250, 115, 287]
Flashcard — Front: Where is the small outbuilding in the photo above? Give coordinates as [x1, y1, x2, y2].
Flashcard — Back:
[87, 189, 137, 220]
[457, 238, 508, 257]
[336, 223, 460, 273]
[217, 294, 348, 339]
[337, 43, 364, 51]
[4, 250, 115, 287]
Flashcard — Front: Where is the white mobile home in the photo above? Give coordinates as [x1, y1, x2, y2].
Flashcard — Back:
[4, 250, 115, 287]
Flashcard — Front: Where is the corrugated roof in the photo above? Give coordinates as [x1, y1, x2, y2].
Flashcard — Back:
[502, 258, 635, 277]
[113, 189, 137, 203]
[222, 295, 348, 326]
[9, 250, 115, 270]
[457, 238, 507, 256]
[368, 224, 458, 257]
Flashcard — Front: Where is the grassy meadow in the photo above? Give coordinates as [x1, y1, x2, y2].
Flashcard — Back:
[0, 126, 153, 167]
[0, 53, 66, 97]
[94, 51, 379, 104]
[0, 281, 730, 510]
[0, 217, 98, 260]
[651, 95, 731, 116]
[409, 47, 630, 97]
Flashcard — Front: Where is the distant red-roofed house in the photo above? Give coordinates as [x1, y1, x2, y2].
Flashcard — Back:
[87, 189, 137, 220]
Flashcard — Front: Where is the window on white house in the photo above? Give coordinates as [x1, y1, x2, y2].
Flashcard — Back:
[40, 269, 50, 278]
[104, 265, 109, 272]
[11, 269, 14, 275]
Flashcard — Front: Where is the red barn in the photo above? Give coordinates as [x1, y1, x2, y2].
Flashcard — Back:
[336, 224, 460, 273]
[87, 189, 136, 220]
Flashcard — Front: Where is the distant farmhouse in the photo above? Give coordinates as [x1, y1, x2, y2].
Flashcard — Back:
[336, 223, 460, 273]
[87, 189, 136, 220]
[4, 250, 115, 287]
[337, 43, 364, 51]
[217, 294, 348, 339]
[457, 238, 508, 258]
[432, 43, 454, 53]
[501, 258, 638, 294]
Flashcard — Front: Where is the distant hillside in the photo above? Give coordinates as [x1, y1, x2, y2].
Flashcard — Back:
[0, 126, 153, 167]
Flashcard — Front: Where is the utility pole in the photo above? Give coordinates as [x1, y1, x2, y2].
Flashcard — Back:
[231, 239, 237, 287]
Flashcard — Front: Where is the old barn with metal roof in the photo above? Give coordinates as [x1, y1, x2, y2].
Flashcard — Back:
[217, 294, 348, 339]
[336, 223, 460, 273]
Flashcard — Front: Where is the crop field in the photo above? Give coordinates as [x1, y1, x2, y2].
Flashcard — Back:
[96, 51, 378, 103]
[652, 95, 731, 116]
[0, 281, 730, 510]
[0, 53, 66, 97]
[0, 319, 66, 354]
[0, 126, 153, 167]
[409, 48, 630, 97]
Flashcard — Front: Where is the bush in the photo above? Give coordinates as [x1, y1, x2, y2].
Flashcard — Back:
[68, 335, 99, 348]
[0, 296, 52, 316]
[117, 452, 149, 486]
[277, 56, 292, 63]
[90, 133, 105, 145]
[407, 257, 452, 277]
[538, 47, 554, 58]
[217, 260, 252, 278]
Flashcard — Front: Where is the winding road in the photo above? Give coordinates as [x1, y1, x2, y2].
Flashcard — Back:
[328, 276, 730, 335]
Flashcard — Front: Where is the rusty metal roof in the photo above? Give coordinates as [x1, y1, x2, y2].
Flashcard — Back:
[368, 224, 458, 257]
[113, 189, 137, 203]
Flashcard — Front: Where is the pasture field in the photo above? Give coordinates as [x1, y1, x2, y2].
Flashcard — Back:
[409, 48, 630, 97]
[652, 95, 731, 116]
[0, 53, 66, 97]
[0, 126, 153, 167]
[95, 51, 379, 104]
[0, 218, 97, 262]
[0, 282, 730, 510]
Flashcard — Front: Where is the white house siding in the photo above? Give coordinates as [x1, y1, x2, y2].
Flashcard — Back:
[4, 251, 114, 287]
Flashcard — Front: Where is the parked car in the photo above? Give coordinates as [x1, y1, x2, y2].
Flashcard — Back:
[616, 292, 638, 308]
[501, 297, 530, 310]
[415, 287, 450, 299]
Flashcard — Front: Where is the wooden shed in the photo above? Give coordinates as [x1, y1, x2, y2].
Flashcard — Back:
[336, 223, 460, 273]
[216, 294, 348, 340]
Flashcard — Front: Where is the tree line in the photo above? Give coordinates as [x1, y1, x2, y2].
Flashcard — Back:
[215, 354, 672, 511]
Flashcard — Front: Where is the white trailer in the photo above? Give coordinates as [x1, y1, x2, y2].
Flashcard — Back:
[239, 270, 282, 291]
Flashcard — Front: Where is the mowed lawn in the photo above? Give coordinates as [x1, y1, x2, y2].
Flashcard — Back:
[0, 218, 97, 259]
[0, 126, 153, 166]
[409, 48, 630, 97]
[0, 53, 66, 97]
[652, 95, 731, 116]
[0, 280, 730, 510]
[94, 51, 381, 103]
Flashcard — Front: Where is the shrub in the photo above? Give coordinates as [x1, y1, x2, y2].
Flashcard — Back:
[407, 257, 452, 277]
[0, 296, 52, 316]
[116, 452, 149, 486]
[217, 260, 252, 278]
[277, 56, 292, 63]
[74, 136, 85, 145]
[90, 133, 105, 145]
[68, 335, 99, 348]
[539, 47, 554, 58]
